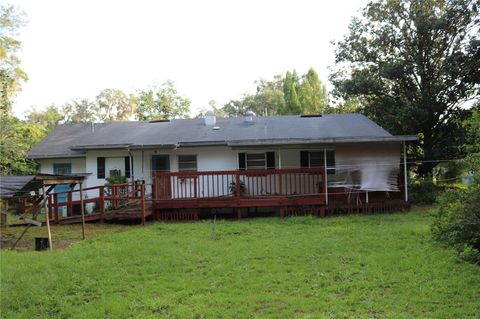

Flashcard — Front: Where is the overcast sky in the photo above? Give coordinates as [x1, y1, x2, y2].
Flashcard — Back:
[11, 0, 368, 118]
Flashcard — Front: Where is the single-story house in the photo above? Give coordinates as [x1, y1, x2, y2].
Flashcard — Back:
[27, 113, 417, 218]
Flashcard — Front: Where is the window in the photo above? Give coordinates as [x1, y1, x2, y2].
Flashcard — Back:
[97, 157, 105, 178]
[53, 163, 71, 175]
[178, 155, 197, 172]
[300, 150, 335, 174]
[238, 152, 275, 170]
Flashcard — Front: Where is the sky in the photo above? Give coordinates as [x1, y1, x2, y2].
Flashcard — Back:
[11, 0, 368, 118]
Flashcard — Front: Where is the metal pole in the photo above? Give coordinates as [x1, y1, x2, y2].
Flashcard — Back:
[80, 182, 86, 240]
[278, 149, 282, 169]
[403, 141, 408, 202]
[324, 148, 328, 205]
[43, 184, 53, 251]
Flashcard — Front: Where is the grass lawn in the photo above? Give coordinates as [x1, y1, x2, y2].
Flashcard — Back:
[1, 207, 479, 318]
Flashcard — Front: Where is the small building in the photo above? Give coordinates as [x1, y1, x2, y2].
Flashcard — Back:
[27, 113, 416, 219]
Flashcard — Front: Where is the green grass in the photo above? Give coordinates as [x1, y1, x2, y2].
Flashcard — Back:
[1, 208, 479, 318]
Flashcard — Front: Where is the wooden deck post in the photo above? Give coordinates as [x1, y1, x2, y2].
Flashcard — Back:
[48, 194, 53, 220]
[22, 196, 27, 214]
[403, 141, 408, 202]
[193, 176, 198, 198]
[99, 186, 105, 223]
[80, 182, 86, 240]
[235, 172, 241, 198]
[141, 182, 146, 226]
[53, 193, 59, 224]
[278, 172, 283, 196]
[323, 166, 328, 206]
[42, 184, 53, 251]
[320, 206, 325, 217]
[113, 185, 118, 209]
[67, 191, 73, 216]
[33, 195, 38, 217]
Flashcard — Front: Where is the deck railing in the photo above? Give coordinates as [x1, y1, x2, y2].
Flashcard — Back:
[153, 168, 327, 201]
[20, 181, 147, 225]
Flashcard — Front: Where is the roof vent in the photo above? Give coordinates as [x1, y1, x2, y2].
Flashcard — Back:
[244, 110, 255, 124]
[149, 119, 170, 123]
[204, 111, 216, 126]
[300, 114, 322, 118]
[212, 126, 221, 130]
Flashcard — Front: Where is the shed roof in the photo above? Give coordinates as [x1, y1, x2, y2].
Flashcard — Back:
[27, 114, 417, 158]
[0, 176, 36, 199]
[0, 174, 90, 199]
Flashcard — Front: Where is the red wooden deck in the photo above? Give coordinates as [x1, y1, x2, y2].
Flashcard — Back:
[18, 167, 410, 224]
[153, 168, 327, 209]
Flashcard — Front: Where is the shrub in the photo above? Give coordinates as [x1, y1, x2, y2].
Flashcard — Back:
[431, 168, 480, 264]
[408, 177, 439, 204]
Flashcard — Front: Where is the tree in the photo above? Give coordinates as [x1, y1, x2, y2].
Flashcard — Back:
[298, 68, 329, 114]
[0, 116, 44, 175]
[196, 100, 227, 118]
[330, 97, 362, 114]
[25, 105, 63, 133]
[222, 75, 286, 117]
[222, 97, 252, 117]
[280, 70, 302, 115]
[254, 75, 286, 116]
[62, 99, 97, 123]
[95, 89, 137, 122]
[0, 4, 27, 114]
[330, 0, 480, 176]
[136, 81, 190, 120]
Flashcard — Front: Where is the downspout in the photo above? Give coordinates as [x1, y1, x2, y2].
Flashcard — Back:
[403, 141, 408, 202]
[278, 148, 282, 169]
[127, 149, 134, 182]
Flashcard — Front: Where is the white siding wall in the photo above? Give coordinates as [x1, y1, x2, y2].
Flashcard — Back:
[39, 157, 86, 174]
[37, 143, 402, 200]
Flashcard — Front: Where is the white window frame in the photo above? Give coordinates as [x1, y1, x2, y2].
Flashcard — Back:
[307, 149, 335, 174]
[246, 152, 267, 170]
[178, 155, 198, 172]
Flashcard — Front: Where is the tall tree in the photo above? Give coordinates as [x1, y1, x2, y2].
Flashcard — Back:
[0, 4, 27, 115]
[298, 68, 329, 114]
[196, 100, 227, 118]
[62, 99, 97, 123]
[136, 80, 190, 120]
[25, 105, 63, 133]
[0, 116, 44, 175]
[222, 75, 285, 117]
[280, 70, 302, 115]
[254, 75, 286, 116]
[330, 0, 480, 176]
[95, 88, 137, 122]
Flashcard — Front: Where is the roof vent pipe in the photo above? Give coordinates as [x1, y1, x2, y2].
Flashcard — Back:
[244, 110, 255, 124]
[91, 122, 95, 133]
[204, 111, 216, 126]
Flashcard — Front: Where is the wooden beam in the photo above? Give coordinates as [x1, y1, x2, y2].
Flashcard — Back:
[23, 218, 42, 227]
[80, 182, 86, 240]
[43, 184, 53, 251]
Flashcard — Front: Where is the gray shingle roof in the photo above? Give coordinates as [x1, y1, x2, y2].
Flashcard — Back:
[27, 114, 417, 158]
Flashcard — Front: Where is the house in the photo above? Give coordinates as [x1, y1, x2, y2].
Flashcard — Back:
[27, 113, 417, 219]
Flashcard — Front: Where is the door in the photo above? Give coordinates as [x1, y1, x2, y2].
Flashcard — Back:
[53, 163, 72, 217]
[152, 155, 171, 199]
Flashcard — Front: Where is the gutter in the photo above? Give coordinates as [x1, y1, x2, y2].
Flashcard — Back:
[227, 135, 418, 147]
[26, 154, 86, 159]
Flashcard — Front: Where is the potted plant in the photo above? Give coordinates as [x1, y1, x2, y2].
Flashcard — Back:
[229, 180, 246, 195]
